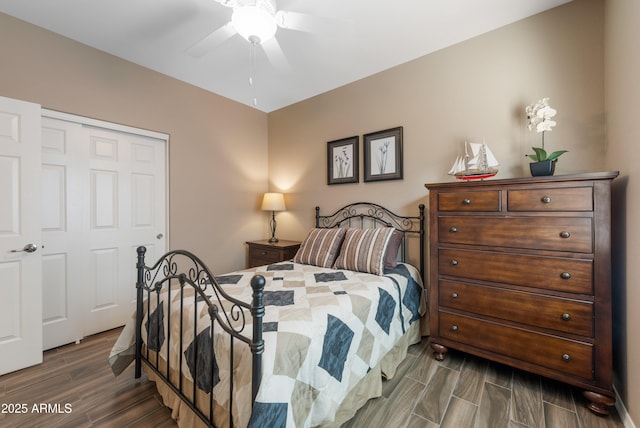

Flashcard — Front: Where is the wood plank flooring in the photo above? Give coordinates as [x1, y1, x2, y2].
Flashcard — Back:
[0, 328, 624, 428]
[0, 328, 175, 428]
[344, 339, 624, 428]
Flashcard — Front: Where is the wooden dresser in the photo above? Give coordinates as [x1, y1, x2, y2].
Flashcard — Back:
[425, 171, 618, 415]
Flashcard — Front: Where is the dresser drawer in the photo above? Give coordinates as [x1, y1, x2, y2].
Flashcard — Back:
[438, 191, 500, 212]
[438, 216, 593, 253]
[439, 248, 593, 294]
[439, 311, 594, 379]
[439, 280, 594, 336]
[249, 246, 283, 262]
[508, 187, 593, 211]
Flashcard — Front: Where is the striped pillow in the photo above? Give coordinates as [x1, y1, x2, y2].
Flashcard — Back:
[333, 227, 396, 275]
[384, 230, 405, 269]
[293, 228, 346, 268]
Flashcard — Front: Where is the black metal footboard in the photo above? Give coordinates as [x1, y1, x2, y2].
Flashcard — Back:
[134, 246, 265, 427]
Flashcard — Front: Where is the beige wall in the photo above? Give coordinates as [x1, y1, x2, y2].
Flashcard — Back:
[269, 0, 604, 234]
[605, 0, 640, 423]
[0, 12, 269, 273]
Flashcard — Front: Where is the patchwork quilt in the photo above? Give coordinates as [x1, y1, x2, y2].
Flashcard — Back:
[109, 261, 425, 428]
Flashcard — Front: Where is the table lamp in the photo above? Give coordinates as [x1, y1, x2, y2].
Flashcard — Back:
[261, 192, 286, 243]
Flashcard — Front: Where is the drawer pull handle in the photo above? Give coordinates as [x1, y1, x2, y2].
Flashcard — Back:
[463, 199, 471, 205]
[561, 313, 572, 321]
[450, 325, 459, 332]
[449, 226, 458, 233]
[542, 196, 552, 203]
[561, 272, 572, 280]
[451, 292, 458, 299]
[562, 353, 572, 362]
[450, 259, 459, 266]
[560, 231, 571, 239]
[261, 251, 267, 256]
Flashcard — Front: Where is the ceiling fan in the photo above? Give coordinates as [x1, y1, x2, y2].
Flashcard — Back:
[186, 0, 318, 61]
[186, 0, 333, 107]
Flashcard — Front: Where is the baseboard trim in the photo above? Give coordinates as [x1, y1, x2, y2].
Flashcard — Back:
[614, 384, 637, 428]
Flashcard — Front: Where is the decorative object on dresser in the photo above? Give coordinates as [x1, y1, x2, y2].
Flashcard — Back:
[261, 192, 286, 242]
[525, 97, 568, 176]
[363, 126, 403, 182]
[246, 239, 301, 268]
[448, 140, 499, 181]
[425, 171, 619, 416]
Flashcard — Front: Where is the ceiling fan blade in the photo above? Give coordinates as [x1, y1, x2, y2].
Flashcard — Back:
[261, 37, 290, 72]
[186, 22, 237, 58]
[212, 0, 237, 7]
[275, 10, 337, 34]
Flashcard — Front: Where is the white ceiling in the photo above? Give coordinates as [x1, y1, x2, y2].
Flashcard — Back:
[0, 0, 571, 112]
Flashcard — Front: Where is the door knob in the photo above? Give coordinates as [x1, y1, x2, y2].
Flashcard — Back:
[156, 233, 164, 240]
[11, 243, 37, 253]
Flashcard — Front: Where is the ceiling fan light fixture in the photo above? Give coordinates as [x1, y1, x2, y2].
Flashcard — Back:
[231, 2, 277, 44]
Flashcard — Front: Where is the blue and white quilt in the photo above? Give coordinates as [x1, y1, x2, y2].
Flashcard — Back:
[110, 261, 425, 428]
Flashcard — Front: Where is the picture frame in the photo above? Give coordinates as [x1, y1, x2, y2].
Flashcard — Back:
[363, 126, 403, 182]
[327, 136, 359, 185]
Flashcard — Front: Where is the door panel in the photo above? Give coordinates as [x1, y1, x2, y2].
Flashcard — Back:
[42, 254, 67, 323]
[41, 165, 66, 230]
[132, 173, 154, 227]
[92, 247, 118, 309]
[0, 96, 42, 375]
[41, 117, 85, 350]
[0, 156, 19, 233]
[91, 169, 118, 228]
[0, 261, 20, 338]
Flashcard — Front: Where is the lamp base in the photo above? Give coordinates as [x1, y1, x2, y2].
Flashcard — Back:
[268, 211, 279, 243]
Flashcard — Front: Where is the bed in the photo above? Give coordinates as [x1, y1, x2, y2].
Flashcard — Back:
[109, 202, 427, 427]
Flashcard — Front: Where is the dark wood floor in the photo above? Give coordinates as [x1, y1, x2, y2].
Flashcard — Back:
[0, 328, 176, 428]
[0, 328, 624, 428]
[345, 339, 624, 428]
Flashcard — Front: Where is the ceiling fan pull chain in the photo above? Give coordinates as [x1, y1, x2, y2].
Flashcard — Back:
[249, 37, 258, 107]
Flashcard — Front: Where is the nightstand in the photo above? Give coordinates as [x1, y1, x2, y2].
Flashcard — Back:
[246, 239, 301, 268]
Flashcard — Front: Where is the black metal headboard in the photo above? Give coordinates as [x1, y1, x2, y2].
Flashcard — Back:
[315, 202, 425, 281]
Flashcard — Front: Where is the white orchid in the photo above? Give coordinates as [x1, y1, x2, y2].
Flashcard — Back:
[525, 97, 567, 161]
[526, 97, 557, 134]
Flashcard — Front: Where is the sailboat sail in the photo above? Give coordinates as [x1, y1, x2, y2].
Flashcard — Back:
[448, 141, 499, 180]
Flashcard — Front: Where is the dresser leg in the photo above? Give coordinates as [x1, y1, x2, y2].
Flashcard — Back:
[430, 342, 448, 361]
[582, 391, 616, 416]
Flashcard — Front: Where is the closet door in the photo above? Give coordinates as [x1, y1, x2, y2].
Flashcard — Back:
[41, 118, 167, 349]
[83, 126, 166, 337]
[40, 118, 87, 350]
[0, 96, 43, 374]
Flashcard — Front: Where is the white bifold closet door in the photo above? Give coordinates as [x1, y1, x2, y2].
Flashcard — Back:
[41, 116, 167, 351]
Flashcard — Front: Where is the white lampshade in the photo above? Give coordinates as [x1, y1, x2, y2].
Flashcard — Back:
[261, 192, 286, 211]
[231, 3, 277, 44]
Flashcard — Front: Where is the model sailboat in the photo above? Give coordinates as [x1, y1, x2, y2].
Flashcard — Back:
[448, 141, 499, 180]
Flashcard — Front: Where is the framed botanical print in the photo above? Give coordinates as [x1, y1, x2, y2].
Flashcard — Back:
[327, 136, 359, 185]
[363, 126, 403, 182]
